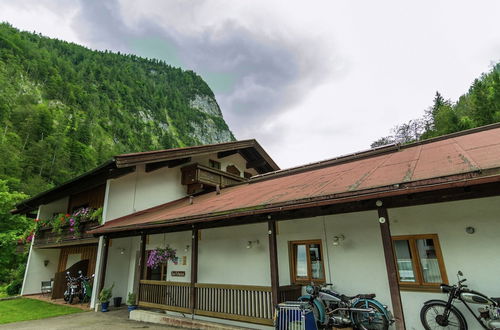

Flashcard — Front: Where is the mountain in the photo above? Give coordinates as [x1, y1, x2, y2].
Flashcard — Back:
[0, 22, 235, 196]
[371, 63, 500, 148]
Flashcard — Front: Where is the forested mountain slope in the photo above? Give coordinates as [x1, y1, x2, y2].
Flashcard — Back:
[0, 23, 234, 196]
[0, 22, 235, 294]
[372, 63, 500, 147]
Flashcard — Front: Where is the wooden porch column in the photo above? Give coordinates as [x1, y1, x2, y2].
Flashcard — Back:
[190, 228, 199, 313]
[378, 206, 406, 330]
[268, 220, 279, 307]
[98, 236, 110, 294]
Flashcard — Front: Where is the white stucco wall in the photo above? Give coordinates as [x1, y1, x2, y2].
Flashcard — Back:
[198, 223, 270, 285]
[390, 196, 500, 330]
[103, 237, 135, 303]
[21, 247, 60, 295]
[277, 212, 392, 309]
[105, 165, 185, 221]
[38, 197, 69, 220]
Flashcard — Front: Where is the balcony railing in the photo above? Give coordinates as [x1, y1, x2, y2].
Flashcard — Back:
[181, 163, 246, 194]
[34, 218, 99, 247]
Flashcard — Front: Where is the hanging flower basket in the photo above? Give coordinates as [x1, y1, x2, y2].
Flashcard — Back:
[146, 246, 178, 269]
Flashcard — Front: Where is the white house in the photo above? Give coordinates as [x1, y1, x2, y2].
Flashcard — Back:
[17, 124, 500, 330]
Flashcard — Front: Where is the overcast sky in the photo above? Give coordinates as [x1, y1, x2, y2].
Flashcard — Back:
[1, 0, 499, 168]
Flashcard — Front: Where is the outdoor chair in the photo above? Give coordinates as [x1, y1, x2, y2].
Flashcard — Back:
[41, 280, 53, 296]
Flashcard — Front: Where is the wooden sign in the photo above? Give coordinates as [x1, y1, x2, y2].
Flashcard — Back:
[171, 271, 185, 277]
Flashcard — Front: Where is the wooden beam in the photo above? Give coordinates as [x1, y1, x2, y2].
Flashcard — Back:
[268, 220, 279, 307]
[217, 150, 238, 159]
[168, 157, 191, 168]
[378, 207, 405, 330]
[98, 236, 110, 294]
[145, 161, 170, 173]
[190, 228, 199, 312]
[137, 234, 147, 303]
[246, 159, 267, 169]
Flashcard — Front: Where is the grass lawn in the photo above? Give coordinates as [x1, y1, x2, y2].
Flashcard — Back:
[0, 298, 84, 324]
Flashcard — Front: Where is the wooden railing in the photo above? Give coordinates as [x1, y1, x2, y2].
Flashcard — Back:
[138, 280, 191, 313]
[195, 283, 273, 325]
[34, 219, 99, 247]
[138, 281, 303, 326]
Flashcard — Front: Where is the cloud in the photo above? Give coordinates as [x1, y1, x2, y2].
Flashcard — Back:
[70, 0, 341, 138]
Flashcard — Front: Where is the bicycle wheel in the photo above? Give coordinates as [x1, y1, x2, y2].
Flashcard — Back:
[420, 303, 467, 330]
[352, 301, 389, 330]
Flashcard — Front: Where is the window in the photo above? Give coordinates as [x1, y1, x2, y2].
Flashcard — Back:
[289, 240, 325, 284]
[209, 159, 221, 170]
[392, 234, 448, 290]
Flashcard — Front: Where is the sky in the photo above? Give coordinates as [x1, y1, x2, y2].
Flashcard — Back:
[1, 0, 499, 169]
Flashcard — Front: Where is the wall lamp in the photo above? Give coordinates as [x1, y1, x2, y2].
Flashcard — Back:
[119, 248, 126, 255]
[332, 235, 345, 246]
[44, 260, 49, 267]
[184, 245, 190, 252]
[246, 240, 260, 249]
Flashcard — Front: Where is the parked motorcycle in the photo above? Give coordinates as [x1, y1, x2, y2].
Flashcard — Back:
[299, 283, 394, 329]
[420, 271, 500, 330]
[63, 271, 81, 304]
[78, 270, 94, 303]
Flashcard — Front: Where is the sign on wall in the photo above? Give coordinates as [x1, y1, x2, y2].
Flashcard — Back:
[171, 271, 186, 277]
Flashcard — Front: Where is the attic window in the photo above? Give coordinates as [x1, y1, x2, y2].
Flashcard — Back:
[226, 165, 241, 177]
[209, 159, 221, 170]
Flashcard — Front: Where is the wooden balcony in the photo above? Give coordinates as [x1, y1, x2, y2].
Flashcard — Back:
[181, 163, 246, 194]
[34, 219, 99, 247]
[138, 280, 302, 325]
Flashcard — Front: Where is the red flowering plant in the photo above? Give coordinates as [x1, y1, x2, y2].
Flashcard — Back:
[146, 246, 178, 269]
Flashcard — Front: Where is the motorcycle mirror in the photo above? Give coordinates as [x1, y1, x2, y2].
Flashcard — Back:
[458, 270, 463, 276]
[78, 270, 82, 274]
[66, 271, 70, 275]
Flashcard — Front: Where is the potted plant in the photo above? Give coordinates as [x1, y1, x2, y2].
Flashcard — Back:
[127, 292, 137, 311]
[98, 283, 114, 312]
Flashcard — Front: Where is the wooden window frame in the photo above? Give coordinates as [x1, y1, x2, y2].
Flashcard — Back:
[288, 239, 326, 285]
[209, 159, 221, 170]
[392, 234, 448, 292]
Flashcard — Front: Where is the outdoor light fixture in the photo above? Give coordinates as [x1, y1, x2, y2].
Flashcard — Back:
[44, 260, 49, 267]
[246, 240, 260, 249]
[332, 235, 345, 246]
[119, 248, 125, 255]
[466, 226, 475, 234]
[184, 245, 190, 252]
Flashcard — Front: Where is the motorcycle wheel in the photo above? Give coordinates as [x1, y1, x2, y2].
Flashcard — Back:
[351, 301, 389, 330]
[69, 293, 74, 304]
[63, 291, 70, 302]
[298, 298, 323, 328]
[420, 303, 467, 330]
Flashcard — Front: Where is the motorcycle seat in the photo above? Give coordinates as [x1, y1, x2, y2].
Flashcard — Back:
[340, 293, 376, 302]
[492, 297, 500, 305]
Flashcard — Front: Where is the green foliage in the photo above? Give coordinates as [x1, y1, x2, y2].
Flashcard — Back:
[372, 64, 500, 147]
[98, 283, 114, 303]
[127, 292, 137, 305]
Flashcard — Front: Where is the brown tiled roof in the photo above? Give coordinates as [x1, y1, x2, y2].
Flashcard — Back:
[91, 124, 500, 234]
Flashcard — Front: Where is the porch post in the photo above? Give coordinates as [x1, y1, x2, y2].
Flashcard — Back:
[135, 233, 147, 304]
[377, 206, 406, 330]
[98, 236, 110, 294]
[190, 228, 199, 313]
[268, 220, 279, 307]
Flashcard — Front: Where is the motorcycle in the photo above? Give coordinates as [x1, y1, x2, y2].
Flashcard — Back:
[63, 271, 81, 304]
[420, 271, 500, 330]
[78, 270, 95, 303]
[299, 283, 394, 329]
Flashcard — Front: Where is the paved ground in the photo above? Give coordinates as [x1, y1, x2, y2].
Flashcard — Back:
[0, 308, 180, 330]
